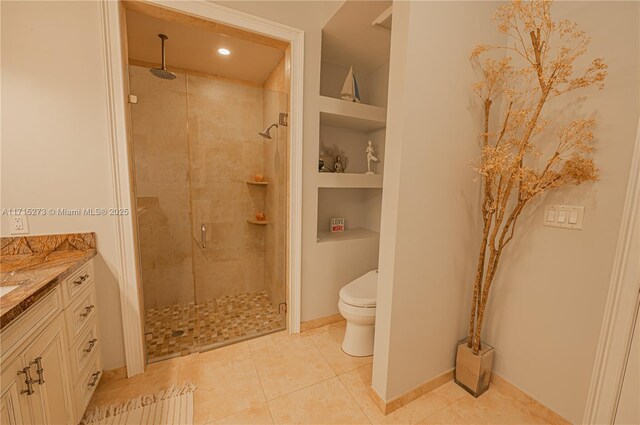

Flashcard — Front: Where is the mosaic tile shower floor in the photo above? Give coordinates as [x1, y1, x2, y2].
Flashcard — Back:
[144, 291, 285, 362]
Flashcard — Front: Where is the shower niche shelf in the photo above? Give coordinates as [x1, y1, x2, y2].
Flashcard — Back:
[247, 219, 269, 225]
[246, 181, 269, 185]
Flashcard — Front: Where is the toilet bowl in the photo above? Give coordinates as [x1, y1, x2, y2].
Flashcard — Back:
[338, 270, 377, 357]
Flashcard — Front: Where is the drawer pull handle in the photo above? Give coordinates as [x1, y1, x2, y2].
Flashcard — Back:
[84, 338, 98, 353]
[80, 305, 95, 317]
[29, 357, 45, 385]
[17, 367, 36, 395]
[73, 274, 90, 285]
[88, 371, 101, 387]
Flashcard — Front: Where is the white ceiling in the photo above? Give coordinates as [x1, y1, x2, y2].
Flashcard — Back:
[322, 1, 392, 75]
[125, 10, 285, 84]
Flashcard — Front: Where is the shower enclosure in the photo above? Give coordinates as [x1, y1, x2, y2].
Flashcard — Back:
[128, 62, 289, 362]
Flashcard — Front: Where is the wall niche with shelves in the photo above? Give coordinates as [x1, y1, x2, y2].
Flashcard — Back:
[311, 0, 391, 318]
[319, 1, 392, 108]
[317, 187, 382, 242]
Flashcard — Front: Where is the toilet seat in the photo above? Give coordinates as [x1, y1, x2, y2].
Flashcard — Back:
[339, 299, 376, 317]
[339, 270, 377, 308]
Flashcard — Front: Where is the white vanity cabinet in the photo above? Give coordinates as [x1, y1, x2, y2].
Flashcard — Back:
[0, 258, 102, 425]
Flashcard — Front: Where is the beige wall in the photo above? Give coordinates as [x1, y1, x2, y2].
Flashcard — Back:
[128, 66, 195, 310]
[0, 0, 126, 370]
[482, 3, 640, 422]
[372, 0, 500, 401]
[373, 2, 639, 424]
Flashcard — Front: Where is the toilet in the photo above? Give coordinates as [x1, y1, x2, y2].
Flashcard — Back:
[338, 270, 377, 357]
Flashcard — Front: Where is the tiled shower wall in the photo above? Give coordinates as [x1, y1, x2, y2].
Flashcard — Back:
[130, 61, 287, 310]
[130, 67, 194, 309]
[188, 75, 266, 301]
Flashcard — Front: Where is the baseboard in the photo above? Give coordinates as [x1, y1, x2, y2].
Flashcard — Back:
[102, 366, 127, 382]
[491, 373, 571, 425]
[300, 313, 344, 332]
[366, 369, 570, 423]
[368, 369, 454, 415]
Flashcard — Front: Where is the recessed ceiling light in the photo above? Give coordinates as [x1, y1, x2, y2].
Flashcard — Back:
[218, 48, 231, 56]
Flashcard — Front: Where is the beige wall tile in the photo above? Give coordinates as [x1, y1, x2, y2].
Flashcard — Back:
[129, 66, 195, 310]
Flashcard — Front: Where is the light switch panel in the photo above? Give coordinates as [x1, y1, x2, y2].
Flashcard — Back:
[546, 208, 556, 222]
[557, 210, 567, 223]
[543, 205, 584, 230]
[568, 210, 579, 224]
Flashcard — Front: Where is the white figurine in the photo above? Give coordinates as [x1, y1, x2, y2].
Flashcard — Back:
[365, 140, 378, 174]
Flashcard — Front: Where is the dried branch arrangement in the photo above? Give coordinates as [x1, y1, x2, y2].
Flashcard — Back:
[467, 0, 607, 353]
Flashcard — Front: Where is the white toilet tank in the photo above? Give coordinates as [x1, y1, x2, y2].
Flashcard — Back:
[339, 270, 377, 307]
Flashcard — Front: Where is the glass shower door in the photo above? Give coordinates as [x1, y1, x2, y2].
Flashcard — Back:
[128, 65, 198, 361]
[130, 64, 288, 362]
[186, 76, 287, 347]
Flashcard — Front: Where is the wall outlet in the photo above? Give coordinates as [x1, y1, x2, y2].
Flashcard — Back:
[543, 205, 584, 230]
[10, 214, 30, 234]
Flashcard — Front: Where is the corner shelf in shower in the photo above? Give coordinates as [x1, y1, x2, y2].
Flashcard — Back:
[247, 219, 270, 225]
[246, 181, 269, 185]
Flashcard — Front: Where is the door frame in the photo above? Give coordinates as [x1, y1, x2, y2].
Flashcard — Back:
[583, 119, 640, 424]
[100, 0, 304, 376]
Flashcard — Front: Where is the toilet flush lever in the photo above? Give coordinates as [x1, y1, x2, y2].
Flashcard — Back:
[201, 224, 206, 249]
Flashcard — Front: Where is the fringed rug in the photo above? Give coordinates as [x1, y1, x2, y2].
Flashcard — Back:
[82, 383, 196, 425]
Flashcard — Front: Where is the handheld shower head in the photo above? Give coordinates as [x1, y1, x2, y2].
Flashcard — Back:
[150, 34, 176, 80]
[259, 123, 278, 140]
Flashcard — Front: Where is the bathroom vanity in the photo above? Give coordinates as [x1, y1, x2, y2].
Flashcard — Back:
[0, 233, 101, 425]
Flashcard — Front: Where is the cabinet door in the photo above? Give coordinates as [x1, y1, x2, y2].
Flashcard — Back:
[22, 314, 74, 425]
[0, 355, 30, 425]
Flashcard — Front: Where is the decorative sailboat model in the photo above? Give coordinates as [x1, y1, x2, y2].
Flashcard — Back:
[341, 66, 361, 103]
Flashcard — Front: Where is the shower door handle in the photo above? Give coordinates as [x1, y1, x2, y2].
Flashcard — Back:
[201, 224, 206, 249]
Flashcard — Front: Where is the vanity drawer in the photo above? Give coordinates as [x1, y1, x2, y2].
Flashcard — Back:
[73, 352, 102, 424]
[69, 320, 100, 381]
[65, 283, 97, 344]
[61, 260, 94, 306]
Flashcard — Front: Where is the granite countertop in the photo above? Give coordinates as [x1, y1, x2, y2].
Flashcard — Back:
[0, 233, 97, 330]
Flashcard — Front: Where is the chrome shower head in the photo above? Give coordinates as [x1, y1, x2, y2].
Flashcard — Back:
[150, 67, 176, 80]
[259, 123, 278, 140]
[150, 34, 176, 80]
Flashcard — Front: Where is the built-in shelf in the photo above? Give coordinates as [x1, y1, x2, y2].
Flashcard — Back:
[317, 172, 383, 188]
[317, 228, 380, 243]
[247, 219, 269, 225]
[246, 181, 269, 185]
[319, 95, 386, 132]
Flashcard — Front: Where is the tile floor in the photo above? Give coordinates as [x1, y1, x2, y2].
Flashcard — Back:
[144, 291, 285, 361]
[90, 321, 556, 424]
